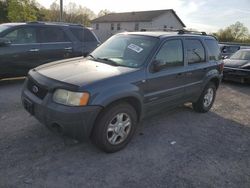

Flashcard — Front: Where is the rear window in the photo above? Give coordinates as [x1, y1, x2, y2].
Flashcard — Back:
[205, 39, 220, 60]
[70, 27, 96, 42]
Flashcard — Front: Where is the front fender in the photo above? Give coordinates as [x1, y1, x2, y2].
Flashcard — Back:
[89, 83, 143, 108]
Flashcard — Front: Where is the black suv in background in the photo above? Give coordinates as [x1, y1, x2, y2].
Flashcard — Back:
[22, 31, 223, 152]
[0, 22, 100, 79]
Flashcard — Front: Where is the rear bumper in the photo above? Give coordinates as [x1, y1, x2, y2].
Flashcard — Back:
[21, 79, 102, 140]
[223, 67, 250, 81]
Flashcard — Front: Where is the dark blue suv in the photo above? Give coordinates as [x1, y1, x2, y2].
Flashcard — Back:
[0, 22, 100, 79]
[21, 30, 223, 152]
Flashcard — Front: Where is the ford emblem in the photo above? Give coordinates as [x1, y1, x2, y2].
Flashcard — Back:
[32, 85, 39, 93]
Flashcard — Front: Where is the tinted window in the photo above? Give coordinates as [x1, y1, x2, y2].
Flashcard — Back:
[155, 39, 183, 67]
[4, 27, 37, 44]
[70, 28, 96, 42]
[38, 27, 70, 43]
[205, 39, 220, 60]
[187, 39, 205, 64]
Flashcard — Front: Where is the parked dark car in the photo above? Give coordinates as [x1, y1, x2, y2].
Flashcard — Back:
[21, 31, 223, 152]
[0, 22, 100, 79]
[219, 43, 240, 59]
[223, 49, 250, 83]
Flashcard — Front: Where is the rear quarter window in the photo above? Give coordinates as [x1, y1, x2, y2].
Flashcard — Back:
[70, 27, 97, 42]
[205, 39, 220, 61]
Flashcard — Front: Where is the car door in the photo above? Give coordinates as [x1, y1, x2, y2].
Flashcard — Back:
[144, 38, 187, 114]
[183, 38, 211, 100]
[0, 26, 41, 77]
[37, 26, 74, 65]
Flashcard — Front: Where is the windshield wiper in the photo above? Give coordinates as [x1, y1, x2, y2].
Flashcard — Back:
[88, 54, 97, 60]
[97, 57, 119, 66]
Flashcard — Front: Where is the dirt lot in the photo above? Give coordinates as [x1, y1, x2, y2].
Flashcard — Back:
[0, 80, 250, 188]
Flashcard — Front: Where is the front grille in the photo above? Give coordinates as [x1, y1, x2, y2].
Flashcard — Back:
[27, 78, 48, 99]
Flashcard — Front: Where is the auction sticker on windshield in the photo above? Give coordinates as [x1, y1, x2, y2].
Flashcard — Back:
[128, 44, 143, 53]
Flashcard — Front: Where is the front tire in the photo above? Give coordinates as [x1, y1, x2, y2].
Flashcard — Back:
[192, 82, 217, 113]
[91, 103, 137, 153]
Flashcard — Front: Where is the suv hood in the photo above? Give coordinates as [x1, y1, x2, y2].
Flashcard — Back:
[224, 59, 249, 68]
[35, 57, 136, 86]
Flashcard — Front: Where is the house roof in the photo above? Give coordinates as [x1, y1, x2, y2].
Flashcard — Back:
[92, 9, 185, 27]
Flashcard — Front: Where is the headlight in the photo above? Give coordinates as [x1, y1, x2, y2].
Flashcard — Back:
[53, 89, 90, 106]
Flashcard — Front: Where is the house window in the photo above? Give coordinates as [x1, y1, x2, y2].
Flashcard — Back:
[117, 23, 121, 30]
[111, 23, 114, 31]
[96, 23, 99, 30]
[135, 23, 139, 31]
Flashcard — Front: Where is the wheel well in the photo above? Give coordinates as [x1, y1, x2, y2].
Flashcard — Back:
[90, 97, 142, 138]
[106, 97, 142, 121]
[98, 97, 141, 121]
[210, 77, 220, 89]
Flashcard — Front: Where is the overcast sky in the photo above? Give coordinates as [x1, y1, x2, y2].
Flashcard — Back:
[37, 0, 250, 32]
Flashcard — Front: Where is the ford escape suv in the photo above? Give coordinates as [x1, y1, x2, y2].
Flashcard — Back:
[21, 30, 223, 152]
[0, 22, 100, 79]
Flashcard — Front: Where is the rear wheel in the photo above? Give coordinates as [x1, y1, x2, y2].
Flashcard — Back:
[192, 82, 216, 113]
[91, 103, 137, 153]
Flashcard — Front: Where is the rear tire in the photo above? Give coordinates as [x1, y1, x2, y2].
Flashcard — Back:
[192, 82, 216, 113]
[91, 102, 137, 153]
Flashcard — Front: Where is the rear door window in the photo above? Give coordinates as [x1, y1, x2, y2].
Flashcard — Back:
[38, 27, 70, 43]
[186, 39, 205, 64]
[70, 27, 96, 42]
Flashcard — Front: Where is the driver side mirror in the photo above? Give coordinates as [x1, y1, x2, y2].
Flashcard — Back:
[152, 60, 165, 72]
[0, 38, 11, 47]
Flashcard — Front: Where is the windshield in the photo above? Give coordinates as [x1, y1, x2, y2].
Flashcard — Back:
[0, 25, 10, 33]
[89, 34, 158, 68]
[230, 50, 250, 60]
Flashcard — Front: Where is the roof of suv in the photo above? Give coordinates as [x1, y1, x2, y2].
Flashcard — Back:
[1, 21, 84, 28]
[121, 31, 217, 40]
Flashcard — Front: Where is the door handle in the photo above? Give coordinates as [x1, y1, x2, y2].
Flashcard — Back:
[29, 49, 39, 52]
[176, 73, 183, 77]
[203, 68, 208, 71]
[64, 47, 73, 50]
[186, 72, 193, 76]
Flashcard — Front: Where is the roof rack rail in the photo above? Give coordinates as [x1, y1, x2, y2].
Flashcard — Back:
[27, 21, 83, 27]
[177, 29, 207, 35]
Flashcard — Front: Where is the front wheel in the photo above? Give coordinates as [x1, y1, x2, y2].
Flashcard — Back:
[91, 103, 137, 153]
[192, 82, 217, 113]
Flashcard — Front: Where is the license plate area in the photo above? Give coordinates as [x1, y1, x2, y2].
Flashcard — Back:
[23, 98, 34, 115]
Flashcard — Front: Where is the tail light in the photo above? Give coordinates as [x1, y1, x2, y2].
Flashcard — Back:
[219, 62, 224, 73]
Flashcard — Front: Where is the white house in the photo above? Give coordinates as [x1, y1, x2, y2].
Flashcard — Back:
[91, 9, 185, 42]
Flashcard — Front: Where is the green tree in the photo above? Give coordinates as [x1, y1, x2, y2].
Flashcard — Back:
[215, 21, 250, 42]
[7, 0, 38, 22]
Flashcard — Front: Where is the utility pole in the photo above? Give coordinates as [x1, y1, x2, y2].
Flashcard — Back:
[60, 0, 63, 22]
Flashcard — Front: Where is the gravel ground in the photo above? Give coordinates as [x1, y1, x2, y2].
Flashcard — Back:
[0, 79, 249, 188]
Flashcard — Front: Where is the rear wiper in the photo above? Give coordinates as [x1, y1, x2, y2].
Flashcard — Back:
[97, 57, 119, 66]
